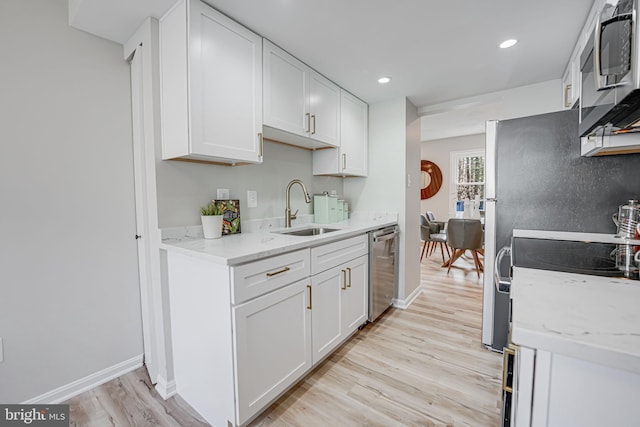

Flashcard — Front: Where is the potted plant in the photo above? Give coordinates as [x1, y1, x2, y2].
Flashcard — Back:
[200, 201, 225, 239]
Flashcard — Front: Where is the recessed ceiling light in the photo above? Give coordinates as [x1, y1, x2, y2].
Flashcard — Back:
[499, 39, 518, 49]
[378, 76, 392, 84]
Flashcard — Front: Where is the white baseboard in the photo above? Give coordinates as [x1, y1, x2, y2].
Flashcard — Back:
[155, 375, 177, 400]
[22, 354, 143, 404]
[392, 285, 423, 310]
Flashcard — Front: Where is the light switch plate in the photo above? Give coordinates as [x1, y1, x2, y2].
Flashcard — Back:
[247, 190, 258, 208]
[216, 188, 229, 199]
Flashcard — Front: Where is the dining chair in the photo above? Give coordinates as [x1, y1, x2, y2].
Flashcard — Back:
[445, 218, 484, 277]
[420, 214, 449, 263]
[426, 211, 446, 233]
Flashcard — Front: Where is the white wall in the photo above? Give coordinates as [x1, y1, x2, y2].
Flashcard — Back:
[420, 133, 486, 220]
[0, 0, 143, 403]
[404, 100, 421, 299]
[344, 97, 421, 301]
[419, 79, 562, 141]
[155, 142, 344, 228]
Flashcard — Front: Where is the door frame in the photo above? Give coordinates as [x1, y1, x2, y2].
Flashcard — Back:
[125, 18, 174, 398]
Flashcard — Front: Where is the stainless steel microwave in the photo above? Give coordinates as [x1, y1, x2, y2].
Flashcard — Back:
[579, 0, 640, 137]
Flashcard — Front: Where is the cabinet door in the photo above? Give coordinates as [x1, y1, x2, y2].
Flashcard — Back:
[309, 70, 340, 146]
[561, 45, 580, 110]
[233, 279, 312, 426]
[340, 90, 368, 176]
[189, 0, 263, 163]
[341, 255, 368, 335]
[310, 266, 343, 364]
[263, 40, 309, 137]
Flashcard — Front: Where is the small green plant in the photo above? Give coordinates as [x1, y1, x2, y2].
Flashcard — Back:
[200, 201, 225, 216]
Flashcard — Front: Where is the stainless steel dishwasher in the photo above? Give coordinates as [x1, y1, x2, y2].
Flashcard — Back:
[368, 225, 399, 322]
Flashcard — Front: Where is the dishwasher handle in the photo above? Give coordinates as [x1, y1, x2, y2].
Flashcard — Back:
[372, 227, 399, 243]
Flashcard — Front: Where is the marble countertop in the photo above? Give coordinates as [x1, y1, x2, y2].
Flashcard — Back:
[511, 266, 640, 374]
[160, 215, 398, 266]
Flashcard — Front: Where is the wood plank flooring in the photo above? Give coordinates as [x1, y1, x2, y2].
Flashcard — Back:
[65, 252, 502, 426]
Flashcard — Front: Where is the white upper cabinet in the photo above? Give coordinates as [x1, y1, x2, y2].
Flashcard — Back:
[313, 89, 368, 176]
[263, 40, 340, 149]
[561, 44, 580, 110]
[309, 71, 340, 146]
[561, 0, 604, 111]
[160, 0, 263, 164]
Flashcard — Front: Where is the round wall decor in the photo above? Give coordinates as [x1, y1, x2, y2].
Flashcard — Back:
[420, 160, 442, 200]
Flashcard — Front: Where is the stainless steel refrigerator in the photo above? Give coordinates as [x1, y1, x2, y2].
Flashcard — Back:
[482, 109, 640, 352]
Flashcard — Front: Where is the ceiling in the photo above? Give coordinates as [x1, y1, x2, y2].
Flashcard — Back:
[70, 0, 593, 115]
[201, 0, 593, 109]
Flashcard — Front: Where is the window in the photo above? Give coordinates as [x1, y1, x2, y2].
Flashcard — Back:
[450, 149, 485, 212]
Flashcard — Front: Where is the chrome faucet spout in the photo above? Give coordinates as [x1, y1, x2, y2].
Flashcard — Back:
[285, 179, 311, 227]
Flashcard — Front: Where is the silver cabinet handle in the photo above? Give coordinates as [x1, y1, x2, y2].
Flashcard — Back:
[266, 266, 290, 277]
[306, 113, 311, 133]
[311, 115, 316, 135]
[307, 284, 312, 310]
[346, 267, 352, 287]
[564, 84, 572, 108]
[341, 269, 347, 290]
[342, 153, 346, 170]
[258, 132, 263, 157]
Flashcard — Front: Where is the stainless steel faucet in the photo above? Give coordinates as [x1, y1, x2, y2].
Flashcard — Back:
[285, 179, 311, 227]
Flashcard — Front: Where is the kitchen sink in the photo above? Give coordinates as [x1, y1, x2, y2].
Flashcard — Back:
[277, 227, 340, 236]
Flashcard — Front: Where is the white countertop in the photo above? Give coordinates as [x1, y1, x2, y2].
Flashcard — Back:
[160, 216, 398, 266]
[511, 266, 640, 374]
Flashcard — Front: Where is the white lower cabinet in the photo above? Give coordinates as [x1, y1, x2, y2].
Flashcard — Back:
[340, 255, 368, 334]
[310, 266, 343, 364]
[233, 279, 312, 426]
[309, 254, 368, 364]
[165, 234, 369, 427]
[513, 347, 640, 427]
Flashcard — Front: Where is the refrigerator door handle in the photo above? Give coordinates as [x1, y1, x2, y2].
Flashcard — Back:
[495, 246, 512, 294]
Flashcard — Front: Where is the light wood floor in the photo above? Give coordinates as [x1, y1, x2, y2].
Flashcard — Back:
[66, 252, 502, 426]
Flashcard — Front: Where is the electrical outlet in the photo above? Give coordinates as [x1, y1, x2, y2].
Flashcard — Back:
[247, 190, 258, 208]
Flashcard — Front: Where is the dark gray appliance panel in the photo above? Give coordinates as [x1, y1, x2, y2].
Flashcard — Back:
[495, 109, 640, 254]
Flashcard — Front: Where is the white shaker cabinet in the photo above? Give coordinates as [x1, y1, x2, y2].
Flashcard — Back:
[165, 234, 370, 426]
[313, 89, 368, 176]
[159, 0, 263, 164]
[340, 255, 368, 334]
[233, 279, 312, 426]
[263, 40, 340, 148]
[310, 255, 368, 364]
[561, 44, 580, 110]
[560, 0, 604, 110]
[309, 265, 343, 364]
[511, 348, 640, 426]
[309, 235, 368, 364]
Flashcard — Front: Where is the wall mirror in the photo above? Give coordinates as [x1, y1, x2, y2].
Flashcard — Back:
[421, 160, 442, 200]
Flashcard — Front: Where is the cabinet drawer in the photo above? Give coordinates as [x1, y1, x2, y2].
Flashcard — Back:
[311, 234, 368, 275]
[231, 249, 310, 304]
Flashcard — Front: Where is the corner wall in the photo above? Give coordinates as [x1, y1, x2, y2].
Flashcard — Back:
[0, 0, 143, 402]
[344, 97, 421, 302]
